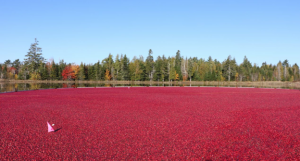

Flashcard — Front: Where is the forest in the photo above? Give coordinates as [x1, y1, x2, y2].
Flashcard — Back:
[1, 39, 299, 82]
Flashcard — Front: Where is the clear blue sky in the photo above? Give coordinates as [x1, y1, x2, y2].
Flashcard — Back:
[1, 0, 299, 66]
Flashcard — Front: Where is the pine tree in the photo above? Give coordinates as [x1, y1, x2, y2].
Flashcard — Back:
[24, 38, 45, 74]
[161, 55, 168, 82]
[139, 56, 147, 81]
[88, 65, 95, 80]
[145, 49, 154, 81]
[222, 55, 237, 81]
[121, 54, 129, 80]
[94, 61, 101, 81]
[58, 60, 66, 80]
[241, 56, 252, 81]
[102, 53, 114, 76]
[78, 63, 85, 80]
[187, 58, 195, 82]
[49, 60, 57, 80]
[153, 56, 162, 81]
[40, 63, 49, 80]
[175, 50, 182, 80]
[52, 62, 59, 80]
[12, 59, 21, 74]
[168, 57, 176, 81]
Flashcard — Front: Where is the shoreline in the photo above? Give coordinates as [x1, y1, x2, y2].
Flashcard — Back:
[1, 79, 300, 88]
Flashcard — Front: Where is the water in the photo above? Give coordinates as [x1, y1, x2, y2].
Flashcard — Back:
[0, 83, 178, 93]
[1, 82, 299, 93]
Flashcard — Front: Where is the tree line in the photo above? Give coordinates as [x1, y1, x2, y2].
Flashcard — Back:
[1, 39, 299, 82]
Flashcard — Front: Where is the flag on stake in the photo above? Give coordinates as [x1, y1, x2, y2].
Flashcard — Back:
[47, 121, 55, 132]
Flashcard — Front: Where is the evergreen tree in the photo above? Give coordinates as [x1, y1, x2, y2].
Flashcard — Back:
[145, 49, 154, 81]
[139, 56, 147, 81]
[4, 60, 11, 66]
[237, 64, 245, 81]
[12, 59, 21, 73]
[187, 58, 194, 82]
[175, 50, 182, 80]
[168, 57, 176, 81]
[57, 60, 66, 80]
[2, 65, 8, 79]
[78, 63, 86, 80]
[114, 54, 122, 80]
[241, 56, 252, 81]
[102, 54, 114, 74]
[53, 62, 60, 80]
[49, 60, 57, 80]
[24, 38, 45, 74]
[292, 63, 299, 81]
[121, 54, 129, 80]
[153, 56, 162, 81]
[94, 61, 101, 81]
[160, 55, 168, 82]
[88, 65, 95, 80]
[282, 59, 289, 81]
[222, 55, 237, 81]
[84, 64, 89, 80]
[3, 43, 300, 83]
[39, 63, 49, 80]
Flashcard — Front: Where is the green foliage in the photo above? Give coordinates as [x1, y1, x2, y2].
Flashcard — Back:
[12, 59, 21, 71]
[145, 49, 154, 81]
[39, 64, 49, 80]
[57, 60, 66, 80]
[94, 61, 101, 81]
[88, 65, 95, 80]
[78, 63, 86, 80]
[24, 39, 45, 73]
[102, 54, 114, 74]
[121, 54, 129, 80]
[30, 72, 41, 80]
[168, 57, 176, 81]
[129, 56, 143, 81]
[175, 50, 182, 79]
[222, 55, 237, 81]
[2, 65, 8, 79]
[49, 60, 58, 80]
[2, 43, 300, 82]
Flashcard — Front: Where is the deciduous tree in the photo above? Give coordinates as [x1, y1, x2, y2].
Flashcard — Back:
[62, 65, 76, 80]
[105, 69, 111, 80]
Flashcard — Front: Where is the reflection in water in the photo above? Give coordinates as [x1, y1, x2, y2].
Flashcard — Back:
[0, 82, 299, 93]
[104, 84, 111, 87]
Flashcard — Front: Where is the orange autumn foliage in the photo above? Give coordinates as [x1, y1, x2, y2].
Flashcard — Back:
[105, 69, 111, 80]
[71, 65, 79, 79]
[175, 71, 179, 81]
[62, 65, 79, 80]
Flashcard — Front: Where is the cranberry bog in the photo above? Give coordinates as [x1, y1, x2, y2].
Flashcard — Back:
[1, 87, 300, 160]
